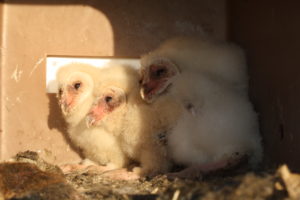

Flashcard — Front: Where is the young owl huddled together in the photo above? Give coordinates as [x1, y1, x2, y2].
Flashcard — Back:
[56, 63, 182, 177]
[56, 36, 263, 179]
[56, 64, 128, 170]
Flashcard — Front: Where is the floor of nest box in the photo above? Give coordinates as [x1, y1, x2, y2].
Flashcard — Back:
[0, 151, 298, 200]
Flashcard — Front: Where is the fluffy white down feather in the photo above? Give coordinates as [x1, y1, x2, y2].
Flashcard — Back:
[140, 37, 263, 169]
[168, 72, 262, 167]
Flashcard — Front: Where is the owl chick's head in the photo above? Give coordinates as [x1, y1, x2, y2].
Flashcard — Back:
[56, 63, 97, 117]
[140, 56, 180, 103]
[86, 86, 126, 128]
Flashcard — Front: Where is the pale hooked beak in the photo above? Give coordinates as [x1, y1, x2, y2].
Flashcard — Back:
[58, 96, 71, 116]
[140, 87, 154, 103]
[140, 81, 158, 103]
[140, 80, 171, 103]
[85, 98, 106, 128]
[85, 114, 96, 128]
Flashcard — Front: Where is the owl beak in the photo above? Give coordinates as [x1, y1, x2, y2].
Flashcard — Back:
[58, 95, 73, 116]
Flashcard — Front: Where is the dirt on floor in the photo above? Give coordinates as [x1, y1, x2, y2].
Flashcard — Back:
[0, 151, 299, 200]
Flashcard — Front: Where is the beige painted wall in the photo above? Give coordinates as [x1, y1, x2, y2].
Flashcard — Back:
[230, 1, 300, 170]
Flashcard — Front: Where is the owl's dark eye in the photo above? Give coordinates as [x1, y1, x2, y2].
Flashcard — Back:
[155, 68, 166, 77]
[73, 82, 81, 90]
[58, 88, 63, 96]
[105, 96, 113, 103]
[151, 66, 167, 79]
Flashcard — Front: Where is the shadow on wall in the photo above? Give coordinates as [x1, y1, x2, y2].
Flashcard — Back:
[7, 0, 225, 56]
[229, 0, 300, 170]
[47, 94, 84, 158]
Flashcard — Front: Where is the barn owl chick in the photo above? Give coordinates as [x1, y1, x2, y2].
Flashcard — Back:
[140, 37, 263, 178]
[140, 36, 249, 103]
[86, 65, 182, 177]
[56, 63, 128, 169]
